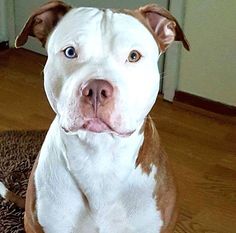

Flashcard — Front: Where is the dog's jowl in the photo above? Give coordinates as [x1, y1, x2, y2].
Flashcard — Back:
[1, 1, 189, 233]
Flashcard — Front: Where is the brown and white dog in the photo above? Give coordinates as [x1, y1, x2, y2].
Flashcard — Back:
[0, 1, 189, 232]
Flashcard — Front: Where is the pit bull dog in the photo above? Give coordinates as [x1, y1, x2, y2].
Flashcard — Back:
[0, 1, 189, 232]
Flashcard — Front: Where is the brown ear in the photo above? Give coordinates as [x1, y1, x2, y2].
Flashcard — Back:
[15, 1, 72, 48]
[137, 4, 190, 53]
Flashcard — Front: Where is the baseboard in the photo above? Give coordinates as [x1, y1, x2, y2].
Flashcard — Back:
[0, 41, 9, 51]
[175, 91, 236, 116]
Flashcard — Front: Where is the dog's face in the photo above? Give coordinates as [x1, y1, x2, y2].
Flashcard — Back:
[45, 8, 160, 136]
[15, 1, 189, 136]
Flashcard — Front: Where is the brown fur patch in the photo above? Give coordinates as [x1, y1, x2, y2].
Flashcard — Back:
[115, 6, 190, 53]
[5, 190, 25, 209]
[15, 1, 72, 48]
[136, 116, 178, 232]
[114, 8, 163, 51]
[24, 154, 44, 233]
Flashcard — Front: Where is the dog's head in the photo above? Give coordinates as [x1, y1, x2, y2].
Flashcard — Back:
[16, 1, 189, 137]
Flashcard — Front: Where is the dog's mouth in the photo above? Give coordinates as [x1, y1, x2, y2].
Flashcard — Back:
[82, 118, 112, 133]
[62, 118, 134, 137]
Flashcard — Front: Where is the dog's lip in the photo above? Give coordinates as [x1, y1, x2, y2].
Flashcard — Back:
[82, 118, 112, 133]
[82, 118, 135, 137]
[62, 118, 134, 137]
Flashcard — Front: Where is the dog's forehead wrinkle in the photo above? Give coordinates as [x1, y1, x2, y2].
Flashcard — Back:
[48, 7, 158, 57]
[48, 8, 102, 52]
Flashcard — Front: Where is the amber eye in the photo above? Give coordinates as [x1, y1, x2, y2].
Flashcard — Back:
[128, 50, 142, 63]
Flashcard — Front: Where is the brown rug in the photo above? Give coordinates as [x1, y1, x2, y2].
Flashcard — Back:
[0, 130, 47, 233]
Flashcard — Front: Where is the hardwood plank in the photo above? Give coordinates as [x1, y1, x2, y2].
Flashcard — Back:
[0, 49, 54, 131]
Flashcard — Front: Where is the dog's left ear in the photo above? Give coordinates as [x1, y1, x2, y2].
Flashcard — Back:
[15, 1, 72, 48]
[137, 4, 190, 53]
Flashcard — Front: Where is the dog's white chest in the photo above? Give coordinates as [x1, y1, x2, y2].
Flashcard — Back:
[35, 119, 163, 233]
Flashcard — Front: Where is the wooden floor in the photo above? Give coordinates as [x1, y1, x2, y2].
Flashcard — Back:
[0, 48, 236, 233]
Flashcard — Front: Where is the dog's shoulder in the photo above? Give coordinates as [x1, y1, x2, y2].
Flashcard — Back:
[136, 116, 163, 173]
[136, 116, 178, 232]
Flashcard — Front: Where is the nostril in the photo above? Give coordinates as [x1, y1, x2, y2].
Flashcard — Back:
[88, 89, 93, 97]
[82, 87, 93, 97]
[100, 84, 113, 99]
[101, 89, 107, 98]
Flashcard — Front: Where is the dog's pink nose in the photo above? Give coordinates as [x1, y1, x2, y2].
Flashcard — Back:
[82, 80, 113, 108]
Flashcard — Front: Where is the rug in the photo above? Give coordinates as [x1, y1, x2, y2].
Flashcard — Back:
[0, 130, 47, 233]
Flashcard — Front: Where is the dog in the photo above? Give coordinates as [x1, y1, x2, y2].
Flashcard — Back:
[0, 1, 189, 232]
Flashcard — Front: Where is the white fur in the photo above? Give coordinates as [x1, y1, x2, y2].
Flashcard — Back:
[0, 181, 7, 198]
[35, 7, 163, 233]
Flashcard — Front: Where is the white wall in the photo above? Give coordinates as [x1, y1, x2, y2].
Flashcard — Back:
[63, 0, 168, 9]
[178, 0, 236, 106]
[0, 0, 8, 42]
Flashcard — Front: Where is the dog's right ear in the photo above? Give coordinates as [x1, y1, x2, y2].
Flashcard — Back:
[15, 1, 72, 48]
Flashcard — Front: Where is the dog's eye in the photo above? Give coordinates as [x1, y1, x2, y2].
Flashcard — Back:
[128, 50, 142, 63]
[63, 46, 77, 59]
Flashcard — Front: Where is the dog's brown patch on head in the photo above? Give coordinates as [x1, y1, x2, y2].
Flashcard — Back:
[116, 4, 190, 53]
[15, 1, 72, 48]
[136, 116, 178, 232]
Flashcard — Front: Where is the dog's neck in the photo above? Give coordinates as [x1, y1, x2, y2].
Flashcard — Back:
[45, 116, 145, 210]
